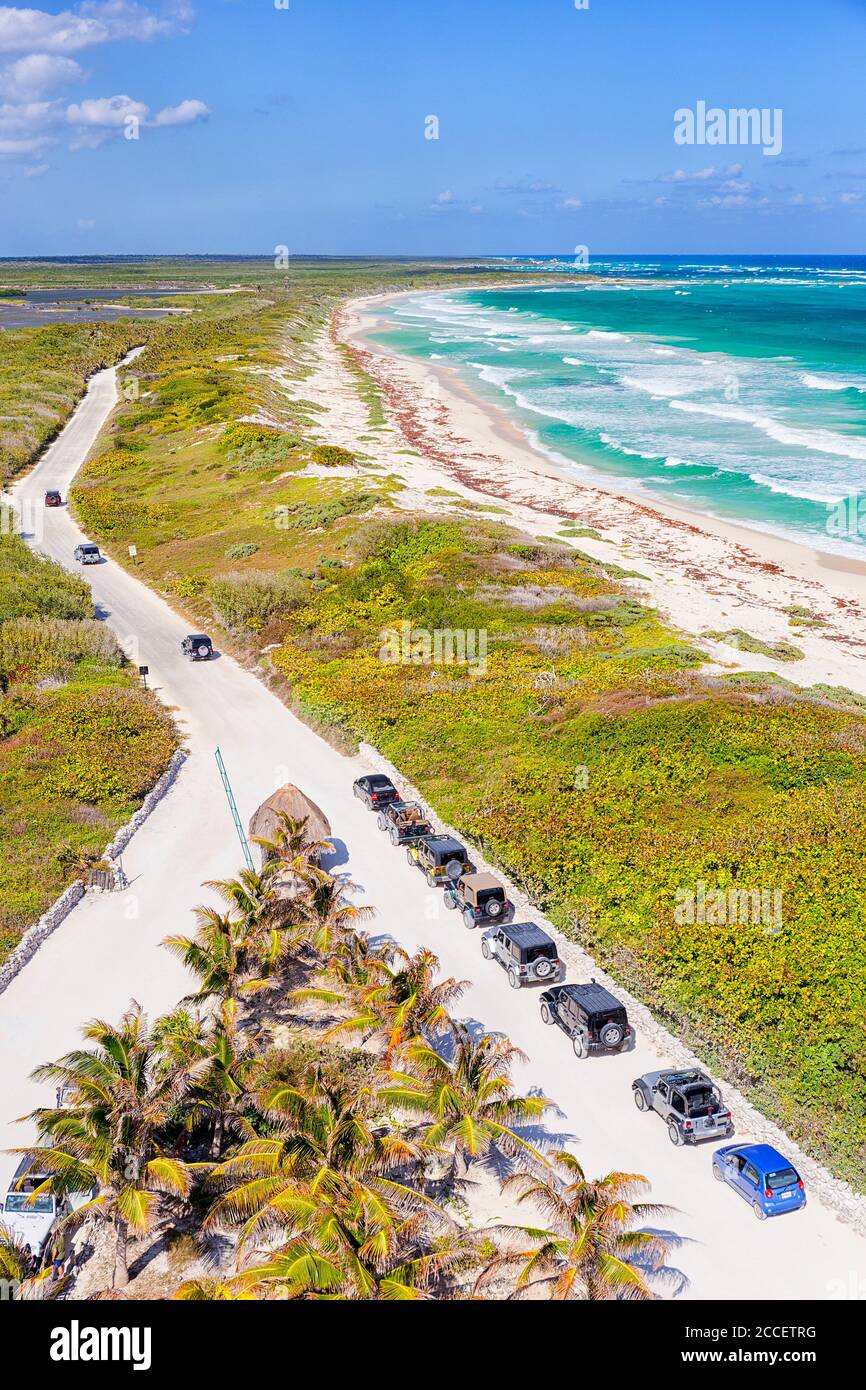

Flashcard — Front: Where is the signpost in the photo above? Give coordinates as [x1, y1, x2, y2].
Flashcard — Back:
[138, 664, 149, 690]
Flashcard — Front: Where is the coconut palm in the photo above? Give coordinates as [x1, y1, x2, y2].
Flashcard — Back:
[251, 811, 333, 875]
[285, 873, 375, 958]
[235, 1182, 478, 1300]
[204, 1063, 430, 1253]
[380, 1022, 552, 1179]
[205, 865, 303, 971]
[319, 945, 467, 1063]
[162, 907, 266, 1004]
[13, 1004, 193, 1288]
[152, 1000, 260, 1158]
[172, 1275, 258, 1300]
[474, 1151, 674, 1301]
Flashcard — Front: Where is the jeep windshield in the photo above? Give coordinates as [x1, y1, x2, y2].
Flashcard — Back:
[525, 943, 557, 963]
[767, 1167, 799, 1190]
[4, 1193, 54, 1213]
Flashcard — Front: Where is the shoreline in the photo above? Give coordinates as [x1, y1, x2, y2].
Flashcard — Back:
[320, 285, 866, 696]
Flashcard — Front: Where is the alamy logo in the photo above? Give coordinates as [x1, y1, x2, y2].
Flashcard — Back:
[50, 1321, 152, 1372]
[674, 880, 782, 935]
[674, 101, 782, 156]
[379, 621, 488, 675]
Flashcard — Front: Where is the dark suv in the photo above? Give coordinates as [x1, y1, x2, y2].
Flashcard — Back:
[444, 871, 510, 929]
[539, 981, 633, 1058]
[353, 774, 400, 810]
[406, 834, 473, 886]
[181, 633, 213, 661]
[481, 921, 564, 989]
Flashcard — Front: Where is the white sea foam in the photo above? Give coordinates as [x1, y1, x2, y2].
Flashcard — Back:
[669, 398, 866, 461]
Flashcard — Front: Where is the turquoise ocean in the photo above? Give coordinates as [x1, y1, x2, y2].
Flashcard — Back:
[368, 256, 866, 557]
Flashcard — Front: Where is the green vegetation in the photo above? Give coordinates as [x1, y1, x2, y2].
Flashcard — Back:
[704, 627, 806, 662]
[0, 530, 177, 956]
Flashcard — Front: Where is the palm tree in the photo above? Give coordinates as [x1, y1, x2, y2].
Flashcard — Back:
[204, 1063, 428, 1250]
[172, 1275, 258, 1300]
[152, 1001, 260, 1159]
[285, 873, 375, 958]
[13, 1004, 193, 1289]
[381, 1022, 552, 1179]
[474, 1151, 674, 1301]
[251, 812, 333, 875]
[162, 907, 266, 1004]
[235, 1183, 478, 1300]
[319, 945, 467, 1063]
[205, 865, 302, 971]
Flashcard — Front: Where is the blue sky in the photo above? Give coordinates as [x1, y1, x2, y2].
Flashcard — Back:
[1, 0, 866, 255]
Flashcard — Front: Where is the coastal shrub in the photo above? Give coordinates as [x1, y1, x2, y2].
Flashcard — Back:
[224, 542, 259, 560]
[274, 490, 383, 533]
[209, 570, 309, 633]
[0, 532, 92, 622]
[704, 628, 805, 662]
[310, 443, 355, 468]
[0, 617, 122, 681]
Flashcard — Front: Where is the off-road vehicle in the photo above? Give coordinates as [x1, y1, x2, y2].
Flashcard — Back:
[44, 489, 62, 507]
[406, 834, 473, 886]
[353, 774, 400, 810]
[539, 981, 633, 1058]
[444, 871, 510, 929]
[376, 800, 432, 844]
[181, 633, 214, 661]
[0, 1158, 68, 1259]
[632, 1068, 734, 1146]
[481, 920, 564, 988]
[73, 543, 102, 565]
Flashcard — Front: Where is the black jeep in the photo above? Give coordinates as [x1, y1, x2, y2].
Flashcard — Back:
[540, 981, 633, 1059]
[181, 633, 214, 661]
[481, 920, 564, 989]
[444, 871, 510, 929]
[406, 834, 473, 887]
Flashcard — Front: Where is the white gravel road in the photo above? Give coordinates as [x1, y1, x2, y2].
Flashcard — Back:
[2, 361, 864, 1301]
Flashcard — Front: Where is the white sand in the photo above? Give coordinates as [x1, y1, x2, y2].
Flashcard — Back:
[279, 286, 866, 699]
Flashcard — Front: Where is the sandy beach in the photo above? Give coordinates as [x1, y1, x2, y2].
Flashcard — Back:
[267, 284, 866, 700]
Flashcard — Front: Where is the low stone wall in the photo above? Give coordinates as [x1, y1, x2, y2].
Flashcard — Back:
[0, 749, 188, 1000]
[357, 741, 866, 1237]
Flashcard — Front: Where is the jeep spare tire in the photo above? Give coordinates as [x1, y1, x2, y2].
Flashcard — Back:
[197, 644, 210, 658]
[534, 958, 552, 978]
[487, 899, 502, 917]
[599, 1022, 624, 1048]
[445, 859, 463, 882]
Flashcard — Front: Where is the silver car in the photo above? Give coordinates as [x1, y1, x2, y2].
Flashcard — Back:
[0, 1158, 65, 1259]
[632, 1068, 734, 1146]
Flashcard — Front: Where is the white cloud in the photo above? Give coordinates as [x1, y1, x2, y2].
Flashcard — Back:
[151, 96, 208, 127]
[0, 53, 83, 99]
[76, 215, 95, 228]
[66, 92, 146, 126]
[0, 2, 193, 55]
[434, 189, 454, 204]
[562, 196, 582, 208]
[840, 191, 863, 205]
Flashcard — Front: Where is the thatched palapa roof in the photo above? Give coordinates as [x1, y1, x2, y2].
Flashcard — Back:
[248, 783, 331, 847]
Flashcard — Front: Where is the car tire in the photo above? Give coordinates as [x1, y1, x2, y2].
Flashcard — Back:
[444, 894, 457, 911]
[713, 1164, 725, 1182]
[389, 828, 399, 845]
[600, 1022, 624, 1048]
[462, 909, 475, 929]
[572, 1034, 589, 1059]
[481, 939, 492, 960]
[507, 968, 521, 990]
[668, 1121, 683, 1147]
[633, 1087, 648, 1112]
[753, 1201, 767, 1221]
[425, 871, 436, 888]
[377, 813, 387, 831]
[540, 1002, 553, 1025]
[406, 848, 416, 865]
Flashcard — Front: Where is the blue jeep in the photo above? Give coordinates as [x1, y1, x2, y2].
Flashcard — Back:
[712, 1142, 806, 1220]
